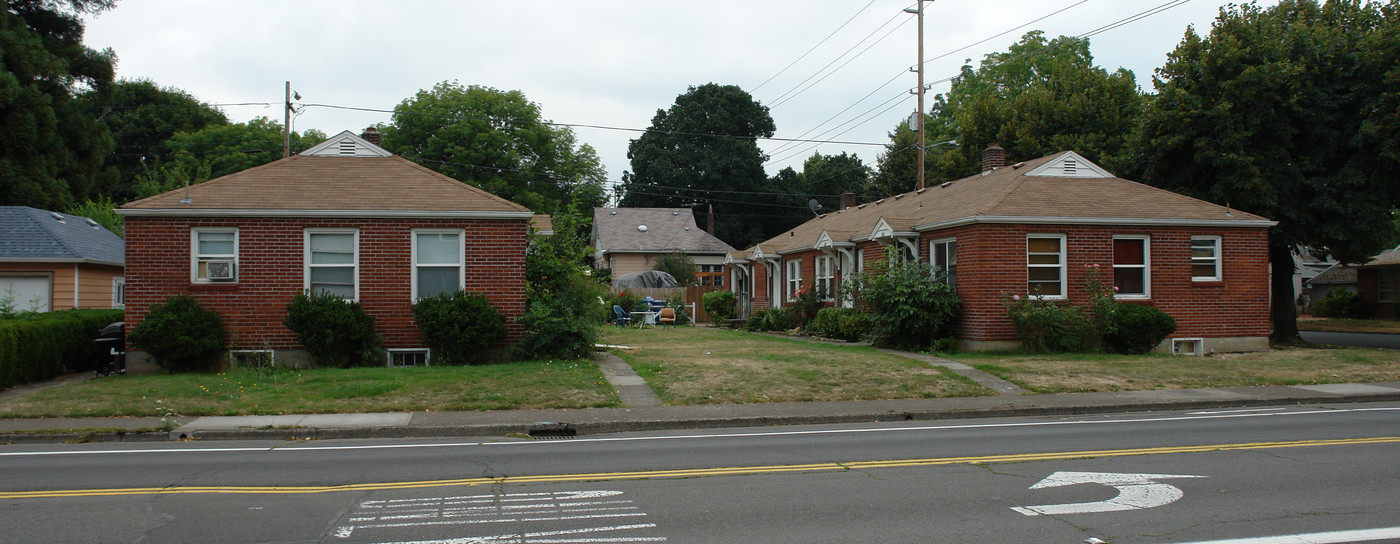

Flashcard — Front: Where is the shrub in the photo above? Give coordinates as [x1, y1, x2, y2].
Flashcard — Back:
[652, 253, 696, 286]
[744, 307, 793, 332]
[788, 286, 823, 329]
[517, 208, 609, 359]
[283, 290, 382, 368]
[1101, 303, 1177, 354]
[129, 294, 227, 372]
[1004, 295, 1096, 353]
[0, 309, 123, 387]
[605, 289, 642, 314]
[702, 290, 736, 322]
[1312, 286, 1363, 318]
[808, 307, 870, 342]
[413, 290, 507, 365]
[845, 249, 961, 349]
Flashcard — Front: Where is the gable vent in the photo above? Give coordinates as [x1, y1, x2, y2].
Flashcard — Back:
[1062, 159, 1077, 175]
[338, 141, 357, 155]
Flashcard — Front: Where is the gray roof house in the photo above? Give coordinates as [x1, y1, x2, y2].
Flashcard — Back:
[592, 207, 736, 285]
[0, 206, 126, 312]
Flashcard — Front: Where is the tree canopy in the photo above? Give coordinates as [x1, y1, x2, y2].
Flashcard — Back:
[616, 83, 776, 248]
[876, 31, 1143, 190]
[0, 0, 117, 209]
[1135, 0, 1400, 340]
[380, 81, 607, 217]
[84, 78, 228, 201]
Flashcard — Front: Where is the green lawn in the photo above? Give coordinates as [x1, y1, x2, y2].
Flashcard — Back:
[950, 345, 1400, 394]
[603, 327, 992, 404]
[0, 361, 619, 418]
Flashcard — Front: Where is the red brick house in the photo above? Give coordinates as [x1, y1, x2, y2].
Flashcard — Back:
[117, 131, 534, 369]
[725, 148, 1275, 354]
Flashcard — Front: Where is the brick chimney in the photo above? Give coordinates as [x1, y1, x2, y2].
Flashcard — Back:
[361, 127, 383, 147]
[982, 142, 1006, 171]
[706, 204, 715, 235]
[840, 191, 857, 210]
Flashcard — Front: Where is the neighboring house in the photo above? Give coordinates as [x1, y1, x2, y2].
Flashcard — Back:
[1303, 262, 1358, 313]
[592, 207, 736, 286]
[1352, 247, 1400, 319]
[725, 146, 1276, 354]
[117, 130, 534, 369]
[0, 206, 125, 313]
[1294, 249, 1338, 310]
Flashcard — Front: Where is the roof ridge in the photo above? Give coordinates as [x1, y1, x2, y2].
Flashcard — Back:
[119, 155, 304, 209]
[390, 156, 531, 212]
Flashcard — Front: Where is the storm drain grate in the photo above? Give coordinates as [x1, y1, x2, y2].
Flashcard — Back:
[528, 425, 577, 440]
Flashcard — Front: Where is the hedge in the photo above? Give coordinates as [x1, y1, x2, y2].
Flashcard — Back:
[0, 309, 123, 388]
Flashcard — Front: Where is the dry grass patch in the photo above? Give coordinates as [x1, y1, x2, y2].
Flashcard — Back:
[953, 345, 1400, 394]
[1296, 317, 1400, 334]
[0, 361, 619, 418]
[603, 327, 991, 404]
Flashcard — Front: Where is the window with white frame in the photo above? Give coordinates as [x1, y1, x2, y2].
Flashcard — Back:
[413, 230, 464, 300]
[1113, 235, 1150, 298]
[1191, 236, 1222, 281]
[192, 228, 238, 282]
[930, 238, 956, 286]
[785, 258, 803, 301]
[1027, 235, 1065, 297]
[814, 255, 835, 300]
[306, 229, 358, 300]
[111, 276, 125, 309]
[1378, 269, 1400, 303]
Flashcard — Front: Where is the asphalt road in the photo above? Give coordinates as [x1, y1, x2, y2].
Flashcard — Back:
[2, 402, 1398, 543]
[1301, 330, 1400, 350]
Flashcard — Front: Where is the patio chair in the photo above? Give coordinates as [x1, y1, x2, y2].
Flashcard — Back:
[611, 305, 631, 326]
[657, 307, 677, 328]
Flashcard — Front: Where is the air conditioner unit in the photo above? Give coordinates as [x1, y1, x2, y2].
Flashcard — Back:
[205, 260, 235, 280]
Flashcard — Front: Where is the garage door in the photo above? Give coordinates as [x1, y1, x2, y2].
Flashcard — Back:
[1, 276, 51, 313]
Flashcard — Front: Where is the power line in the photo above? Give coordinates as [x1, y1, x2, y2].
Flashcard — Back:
[750, 0, 879, 93]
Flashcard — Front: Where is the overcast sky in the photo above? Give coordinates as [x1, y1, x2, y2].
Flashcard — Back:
[81, 0, 1277, 192]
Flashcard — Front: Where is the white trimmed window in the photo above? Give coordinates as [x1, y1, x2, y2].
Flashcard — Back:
[413, 229, 464, 300]
[1378, 270, 1400, 303]
[1027, 234, 1066, 297]
[1191, 236, 1222, 281]
[1113, 235, 1150, 299]
[785, 258, 803, 301]
[305, 229, 359, 300]
[930, 238, 957, 286]
[192, 228, 238, 282]
[112, 276, 125, 309]
[814, 255, 835, 300]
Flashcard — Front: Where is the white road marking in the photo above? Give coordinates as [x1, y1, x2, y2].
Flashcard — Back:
[1189, 408, 1288, 415]
[1012, 471, 1206, 516]
[4, 407, 1398, 458]
[378, 523, 664, 543]
[332, 490, 664, 542]
[1172, 526, 1400, 543]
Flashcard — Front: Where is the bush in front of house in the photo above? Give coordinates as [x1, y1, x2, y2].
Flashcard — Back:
[413, 290, 506, 365]
[1311, 286, 1363, 318]
[1101, 303, 1177, 354]
[518, 208, 609, 360]
[788, 286, 824, 329]
[1004, 294, 1096, 353]
[845, 249, 961, 350]
[129, 294, 227, 372]
[283, 290, 383, 368]
[744, 307, 794, 332]
[605, 289, 642, 314]
[0, 309, 124, 387]
[702, 290, 736, 322]
[808, 307, 870, 342]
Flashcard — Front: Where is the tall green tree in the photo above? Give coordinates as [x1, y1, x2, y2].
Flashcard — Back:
[83, 78, 228, 201]
[380, 81, 607, 217]
[769, 151, 873, 230]
[617, 83, 776, 248]
[880, 31, 1143, 188]
[1136, 0, 1400, 342]
[0, 0, 117, 209]
[870, 109, 958, 197]
[128, 117, 323, 198]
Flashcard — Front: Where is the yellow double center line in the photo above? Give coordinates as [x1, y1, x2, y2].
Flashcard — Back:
[5, 436, 1397, 500]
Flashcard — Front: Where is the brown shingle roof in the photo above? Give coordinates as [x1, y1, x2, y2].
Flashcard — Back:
[593, 208, 736, 254]
[119, 155, 531, 217]
[746, 151, 1273, 255]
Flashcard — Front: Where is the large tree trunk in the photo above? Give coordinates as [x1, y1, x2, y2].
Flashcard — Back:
[1270, 244, 1300, 343]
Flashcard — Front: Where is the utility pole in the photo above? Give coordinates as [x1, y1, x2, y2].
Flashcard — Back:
[283, 81, 292, 158]
[905, 1, 926, 191]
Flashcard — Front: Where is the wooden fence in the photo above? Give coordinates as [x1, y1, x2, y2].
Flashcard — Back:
[611, 285, 725, 322]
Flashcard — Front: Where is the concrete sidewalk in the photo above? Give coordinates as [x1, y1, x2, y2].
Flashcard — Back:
[3, 373, 1399, 444]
